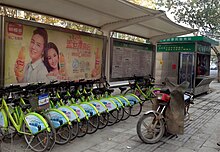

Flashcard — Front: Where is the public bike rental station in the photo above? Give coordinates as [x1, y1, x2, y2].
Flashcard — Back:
[155, 36, 219, 95]
[0, 1, 198, 151]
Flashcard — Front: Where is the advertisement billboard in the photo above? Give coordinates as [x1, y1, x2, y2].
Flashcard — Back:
[4, 21, 103, 85]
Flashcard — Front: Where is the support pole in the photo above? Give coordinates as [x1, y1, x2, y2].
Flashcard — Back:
[103, 31, 111, 82]
[0, 15, 5, 87]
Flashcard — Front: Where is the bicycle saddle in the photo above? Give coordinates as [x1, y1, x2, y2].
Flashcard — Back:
[119, 87, 126, 93]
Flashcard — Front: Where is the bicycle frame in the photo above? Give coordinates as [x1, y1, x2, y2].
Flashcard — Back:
[131, 81, 161, 101]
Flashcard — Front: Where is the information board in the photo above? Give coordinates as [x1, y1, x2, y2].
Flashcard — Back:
[111, 40, 153, 80]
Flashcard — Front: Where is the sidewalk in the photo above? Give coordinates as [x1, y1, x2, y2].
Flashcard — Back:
[52, 80, 220, 152]
[2, 81, 220, 152]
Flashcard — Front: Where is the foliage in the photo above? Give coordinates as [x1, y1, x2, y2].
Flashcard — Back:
[155, 0, 220, 39]
[127, 0, 156, 9]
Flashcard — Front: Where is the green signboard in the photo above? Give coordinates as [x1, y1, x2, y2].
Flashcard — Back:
[157, 43, 195, 52]
[159, 36, 219, 46]
[197, 43, 211, 54]
[114, 40, 152, 51]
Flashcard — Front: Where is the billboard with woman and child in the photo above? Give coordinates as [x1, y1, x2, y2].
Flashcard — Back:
[4, 19, 104, 85]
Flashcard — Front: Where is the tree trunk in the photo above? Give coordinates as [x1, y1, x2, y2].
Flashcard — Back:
[217, 54, 220, 82]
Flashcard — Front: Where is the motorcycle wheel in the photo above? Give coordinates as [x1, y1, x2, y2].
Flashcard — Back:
[136, 112, 165, 144]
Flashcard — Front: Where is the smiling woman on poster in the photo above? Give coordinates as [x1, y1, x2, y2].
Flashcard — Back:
[14, 28, 49, 83]
[44, 42, 68, 81]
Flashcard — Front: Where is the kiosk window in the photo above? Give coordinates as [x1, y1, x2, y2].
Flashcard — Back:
[196, 54, 210, 76]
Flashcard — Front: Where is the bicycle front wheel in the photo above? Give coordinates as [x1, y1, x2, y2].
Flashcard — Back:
[124, 91, 143, 116]
[98, 112, 109, 129]
[117, 107, 124, 122]
[22, 123, 50, 152]
[77, 118, 88, 137]
[107, 109, 119, 126]
[87, 115, 99, 134]
[41, 113, 56, 151]
[70, 121, 79, 141]
[55, 124, 72, 145]
[121, 105, 131, 121]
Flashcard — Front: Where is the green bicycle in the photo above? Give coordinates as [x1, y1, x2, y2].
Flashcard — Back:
[0, 86, 52, 152]
[21, 83, 74, 145]
[124, 75, 161, 116]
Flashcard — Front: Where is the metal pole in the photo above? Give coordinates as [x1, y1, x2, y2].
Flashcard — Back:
[0, 15, 5, 87]
[103, 30, 111, 82]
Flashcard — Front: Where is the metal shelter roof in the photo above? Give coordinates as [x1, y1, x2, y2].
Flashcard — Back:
[0, 0, 196, 43]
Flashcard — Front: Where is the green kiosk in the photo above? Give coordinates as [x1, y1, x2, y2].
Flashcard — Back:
[156, 36, 219, 95]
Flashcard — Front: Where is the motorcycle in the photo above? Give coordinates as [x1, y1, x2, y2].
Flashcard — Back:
[136, 78, 194, 144]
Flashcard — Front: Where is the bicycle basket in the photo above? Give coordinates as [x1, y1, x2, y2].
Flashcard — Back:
[29, 93, 50, 112]
[156, 93, 170, 102]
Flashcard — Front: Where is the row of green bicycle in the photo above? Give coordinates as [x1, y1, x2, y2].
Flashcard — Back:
[0, 78, 145, 152]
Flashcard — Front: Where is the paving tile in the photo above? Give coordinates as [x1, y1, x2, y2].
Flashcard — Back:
[190, 133, 210, 142]
[202, 140, 220, 149]
[112, 139, 141, 151]
[158, 143, 180, 151]
[198, 146, 219, 152]
[183, 139, 205, 151]
[153, 147, 172, 152]
[129, 147, 150, 152]
[175, 147, 197, 152]
[84, 149, 99, 152]
[111, 133, 134, 143]
[90, 141, 118, 152]
[137, 141, 163, 151]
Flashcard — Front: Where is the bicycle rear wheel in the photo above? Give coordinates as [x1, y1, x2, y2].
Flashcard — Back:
[22, 123, 50, 152]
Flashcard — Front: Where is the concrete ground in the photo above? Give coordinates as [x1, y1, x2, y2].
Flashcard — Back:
[2, 80, 220, 152]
